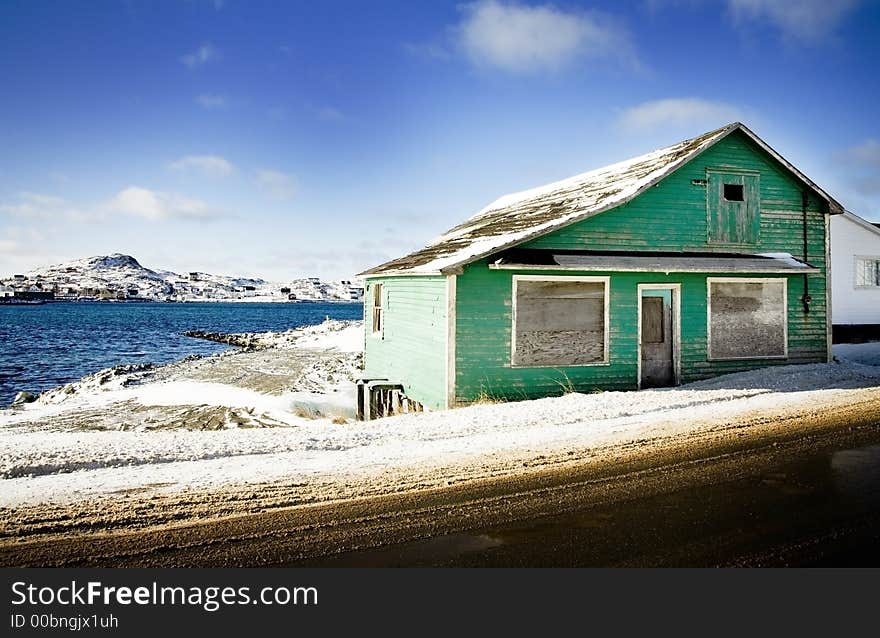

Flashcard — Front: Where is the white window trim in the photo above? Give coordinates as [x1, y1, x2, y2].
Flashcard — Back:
[510, 274, 611, 368]
[637, 283, 682, 389]
[853, 255, 880, 289]
[706, 277, 788, 361]
[369, 282, 384, 339]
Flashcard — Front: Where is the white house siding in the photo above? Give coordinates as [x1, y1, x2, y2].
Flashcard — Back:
[831, 212, 880, 325]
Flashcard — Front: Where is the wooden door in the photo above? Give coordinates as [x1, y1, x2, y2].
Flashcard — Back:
[640, 295, 674, 388]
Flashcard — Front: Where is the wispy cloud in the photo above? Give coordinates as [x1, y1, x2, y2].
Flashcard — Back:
[169, 155, 235, 178]
[255, 170, 296, 199]
[195, 94, 227, 109]
[107, 187, 219, 221]
[456, 0, 638, 73]
[617, 97, 744, 133]
[181, 43, 219, 69]
[0, 192, 93, 221]
[402, 41, 452, 61]
[314, 106, 344, 122]
[838, 139, 880, 196]
[727, 0, 860, 43]
[842, 139, 880, 167]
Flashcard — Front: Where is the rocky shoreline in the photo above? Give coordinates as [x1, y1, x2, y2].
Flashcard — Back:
[183, 330, 266, 349]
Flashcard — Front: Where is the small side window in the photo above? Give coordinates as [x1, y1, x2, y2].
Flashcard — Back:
[371, 283, 384, 335]
[723, 183, 744, 201]
[855, 258, 880, 287]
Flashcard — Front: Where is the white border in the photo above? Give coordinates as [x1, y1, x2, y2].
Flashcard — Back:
[510, 275, 610, 368]
[637, 284, 682, 389]
[706, 277, 789, 361]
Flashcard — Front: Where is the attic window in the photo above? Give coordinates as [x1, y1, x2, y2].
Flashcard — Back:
[723, 183, 744, 202]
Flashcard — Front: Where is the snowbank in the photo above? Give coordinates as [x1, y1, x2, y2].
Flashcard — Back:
[2, 343, 880, 508]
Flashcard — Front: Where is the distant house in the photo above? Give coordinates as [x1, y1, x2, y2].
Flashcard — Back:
[280, 287, 291, 294]
[0, 285, 13, 298]
[189, 272, 200, 281]
[831, 210, 880, 340]
[358, 123, 842, 417]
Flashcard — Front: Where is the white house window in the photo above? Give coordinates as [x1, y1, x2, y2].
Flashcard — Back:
[855, 257, 880, 287]
[512, 276, 609, 367]
[371, 283, 384, 335]
[708, 278, 787, 360]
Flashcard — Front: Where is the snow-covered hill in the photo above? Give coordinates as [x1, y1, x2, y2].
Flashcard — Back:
[1, 254, 363, 303]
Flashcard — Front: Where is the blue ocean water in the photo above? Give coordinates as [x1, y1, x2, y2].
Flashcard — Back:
[0, 301, 363, 405]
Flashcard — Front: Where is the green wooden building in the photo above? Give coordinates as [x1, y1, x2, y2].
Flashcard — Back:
[358, 123, 843, 415]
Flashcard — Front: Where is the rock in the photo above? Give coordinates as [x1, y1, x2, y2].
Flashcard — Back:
[11, 391, 37, 407]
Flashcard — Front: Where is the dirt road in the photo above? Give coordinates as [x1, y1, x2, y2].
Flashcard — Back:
[3, 399, 878, 567]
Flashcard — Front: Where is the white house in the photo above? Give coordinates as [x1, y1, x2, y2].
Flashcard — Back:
[831, 211, 880, 330]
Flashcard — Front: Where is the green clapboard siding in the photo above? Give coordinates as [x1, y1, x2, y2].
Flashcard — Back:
[365, 130, 830, 407]
[454, 266, 826, 403]
[454, 130, 829, 402]
[363, 276, 448, 409]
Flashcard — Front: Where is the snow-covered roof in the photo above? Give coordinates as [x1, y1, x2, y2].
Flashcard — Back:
[361, 122, 844, 277]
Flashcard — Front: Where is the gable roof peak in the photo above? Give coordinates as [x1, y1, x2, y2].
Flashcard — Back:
[360, 122, 843, 277]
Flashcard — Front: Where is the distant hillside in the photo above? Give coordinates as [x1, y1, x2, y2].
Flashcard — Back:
[1, 253, 363, 302]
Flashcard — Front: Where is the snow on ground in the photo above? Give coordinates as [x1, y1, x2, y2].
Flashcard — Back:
[834, 341, 880, 367]
[1, 339, 879, 509]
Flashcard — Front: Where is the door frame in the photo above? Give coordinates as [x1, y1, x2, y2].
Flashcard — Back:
[637, 283, 682, 390]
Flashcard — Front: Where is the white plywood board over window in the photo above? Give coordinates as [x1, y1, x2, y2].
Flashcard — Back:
[511, 275, 610, 368]
[707, 278, 788, 360]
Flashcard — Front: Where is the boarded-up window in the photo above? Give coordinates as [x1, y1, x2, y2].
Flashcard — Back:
[855, 258, 880, 287]
[708, 171, 759, 244]
[709, 279, 786, 359]
[371, 283, 384, 335]
[513, 278, 607, 366]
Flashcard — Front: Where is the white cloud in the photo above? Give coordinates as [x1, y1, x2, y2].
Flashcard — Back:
[181, 43, 219, 69]
[728, 0, 859, 43]
[617, 98, 744, 133]
[456, 0, 637, 73]
[195, 94, 227, 109]
[107, 187, 217, 221]
[255, 170, 296, 199]
[168, 155, 235, 178]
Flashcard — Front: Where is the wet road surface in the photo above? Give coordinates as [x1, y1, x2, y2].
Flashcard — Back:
[3, 417, 879, 567]
[293, 430, 880, 567]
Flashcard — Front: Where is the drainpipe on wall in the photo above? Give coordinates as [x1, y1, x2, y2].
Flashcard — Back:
[801, 190, 811, 314]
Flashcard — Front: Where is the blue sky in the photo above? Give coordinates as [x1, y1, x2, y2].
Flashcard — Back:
[1, 0, 878, 280]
